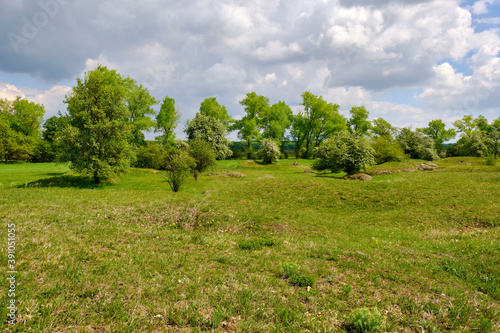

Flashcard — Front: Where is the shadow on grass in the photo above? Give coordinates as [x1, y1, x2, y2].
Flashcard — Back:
[19, 175, 109, 189]
[313, 172, 345, 179]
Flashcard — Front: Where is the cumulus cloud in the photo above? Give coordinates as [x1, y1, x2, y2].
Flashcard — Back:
[1, 0, 500, 135]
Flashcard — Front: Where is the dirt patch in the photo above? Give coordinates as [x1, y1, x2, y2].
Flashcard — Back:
[372, 169, 392, 175]
[303, 169, 315, 174]
[290, 162, 301, 167]
[417, 163, 437, 171]
[344, 173, 372, 181]
[209, 171, 247, 178]
[240, 160, 263, 168]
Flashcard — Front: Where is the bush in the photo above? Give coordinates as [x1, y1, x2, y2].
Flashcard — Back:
[485, 153, 497, 166]
[256, 138, 281, 164]
[133, 143, 166, 169]
[312, 131, 375, 175]
[344, 308, 385, 332]
[163, 146, 195, 192]
[397, 128, 438, 160]
[371, 137, 406, 164]
[238, 236, 278, 250]
[189, 139, 216, 173]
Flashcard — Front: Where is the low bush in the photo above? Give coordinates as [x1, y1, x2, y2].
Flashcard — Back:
[280, 262, 315, 287]
[343, 307, 385, 332]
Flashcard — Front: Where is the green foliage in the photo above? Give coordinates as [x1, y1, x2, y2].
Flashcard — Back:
[155, 96, 180, 145]
[233, 92, 268, 159]
[371, 118, 395, 139]
[420, 119, 456, 154]
[453, 131, 490, 157]
[125, 82, 158, 146]
[485, 153, 497, 166]
[313, 130, 375, 174]
[238, 236, 278, 250]
[396, 127, 438, 160]
[344, 308, 384, 332]
[162, 146, 195, 192]
[189, 138, 216, 172]
[0, 97, 45, 162]
[185, 113, 232, 160]
[256, 138, 281, 164]
[371, 136, 407, 164]
[199, 97, 233, 127]
[61, 65, 137, 184]
[280, 263, 315, 287]
[259, 100, 293, 141]
[133, 143, 166, 169]
[291, 91, 347, 158]
[348, 106, 372, 136]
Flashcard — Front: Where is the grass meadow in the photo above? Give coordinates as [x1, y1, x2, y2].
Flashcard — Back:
[1, 157, 499, 332]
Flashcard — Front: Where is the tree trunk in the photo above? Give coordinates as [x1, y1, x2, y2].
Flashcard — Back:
[93, 171, 100, 184]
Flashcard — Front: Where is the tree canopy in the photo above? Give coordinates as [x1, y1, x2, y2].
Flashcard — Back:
[61, 65, 152, 184]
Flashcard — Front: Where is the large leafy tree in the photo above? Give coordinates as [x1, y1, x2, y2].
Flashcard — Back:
[347, 106, 372, 136]
[258, 101, 293, 141]
[233, 92, 269, 159]
[452, 115, 490, 157]
[155, 96, 180, 145]
[62, 65, 140, 184]
[291, 91, 346, 158]
[199, 97, 233, 127]
[185, 113, 232, 160]
[126, 82, 158, 146]
[0, 97, 45, 162]
[420, 119, 456, 154]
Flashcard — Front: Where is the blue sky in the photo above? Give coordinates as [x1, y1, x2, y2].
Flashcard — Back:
[1, 0, 499, 140]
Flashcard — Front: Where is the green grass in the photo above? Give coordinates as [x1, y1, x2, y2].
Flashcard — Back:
[0, 157, 499, 332]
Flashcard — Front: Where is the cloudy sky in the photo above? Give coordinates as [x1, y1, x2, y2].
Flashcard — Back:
[1, 0, 499, 139]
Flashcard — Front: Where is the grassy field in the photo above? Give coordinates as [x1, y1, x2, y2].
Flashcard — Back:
[1, 157, 499, 332]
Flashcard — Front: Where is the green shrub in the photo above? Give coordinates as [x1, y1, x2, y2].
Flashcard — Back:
[256, 138, 281, 164]
[133, 143, 165, 169]
[313, 130, 375, 175]
[371, 136, 406, 164]
[163, 146, 195, 192]
[344, 308, 384, 332]
[485, 153, 497, 166]
[189, 138, 216, 172]
[238, 236, 278, 250]
[280, 262, 315, 287]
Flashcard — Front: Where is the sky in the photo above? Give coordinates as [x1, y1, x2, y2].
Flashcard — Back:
[1, 0, 499, 140]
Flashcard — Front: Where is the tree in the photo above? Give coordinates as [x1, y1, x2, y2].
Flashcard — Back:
[163, 146, 195, 192]
[0, 97, 45, 162]
[185, 113, 232, 160]
[371, 118, 396, 139]
[259, 101, 293, 141]
[257, 138, 281, 164]
[347, 106, 371, 136]
[199, 97, 233, 127]
[126, 83, 158, 146]
[420, 119, 456, 154]
[32, 114, 69, 162]
[61, 65, 137, 184]
[189, 138, 216, 173]
[452, 115, 489, 157]
[291, 91, 346, 158]
[396, 127, 438, 160]
[312, 130, 375, 175]
[155, 96, 180, 146]
[233, 92, 268, 159]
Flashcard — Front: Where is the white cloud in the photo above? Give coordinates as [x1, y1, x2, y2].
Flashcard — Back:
[0, 82, 25, 100]
[475, 17, 500, 24]
[472, 0, 497, 15]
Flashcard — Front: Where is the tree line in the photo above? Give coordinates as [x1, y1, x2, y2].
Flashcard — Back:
[1, 66, 499, 187]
